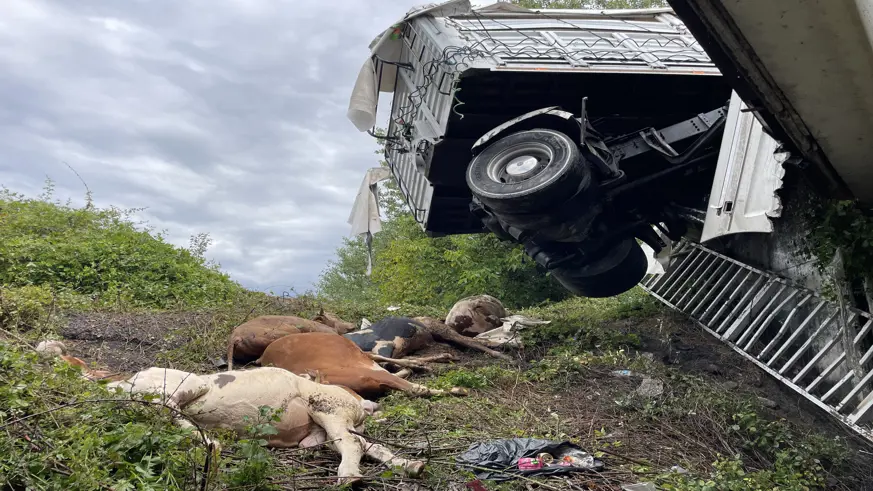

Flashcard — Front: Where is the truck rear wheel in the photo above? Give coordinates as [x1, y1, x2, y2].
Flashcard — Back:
[550, 239, 647, 298]
[466, 129, 590, 214]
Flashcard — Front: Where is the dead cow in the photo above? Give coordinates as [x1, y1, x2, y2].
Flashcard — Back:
[35, 340, 125, 381]
[312, 309, 357, 334]
[227, 315, 352, 370]
[343, 316, 513, 363]
[445, 295, 508, 336]
[108, 366, 422, 483]
[258, 332, 468, 399]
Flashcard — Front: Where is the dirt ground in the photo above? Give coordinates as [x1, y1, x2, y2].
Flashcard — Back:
[50, 308, 873, 490]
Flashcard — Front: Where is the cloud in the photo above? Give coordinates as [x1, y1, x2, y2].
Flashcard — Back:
[0, 0, 422, 292]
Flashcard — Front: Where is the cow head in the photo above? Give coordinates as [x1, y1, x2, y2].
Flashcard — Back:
[312, 309, 356, 334]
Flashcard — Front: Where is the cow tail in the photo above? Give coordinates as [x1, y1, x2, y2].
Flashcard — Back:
[227, 338, 237, 371]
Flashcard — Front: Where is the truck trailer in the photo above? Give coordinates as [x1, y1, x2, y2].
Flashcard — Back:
[345, 0, 873, 441]
[346, 0, 788, 298]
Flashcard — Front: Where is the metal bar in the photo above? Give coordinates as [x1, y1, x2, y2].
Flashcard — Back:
[662, 249, 703, 294]
[646, 287, 873, 442]
[779, 312, 837, 375]
[837, 367, 873, 413]
[849, 390, 873, 424]
[757, 294, 813, 360]
[700, 267, 748, 322]
[675, 254, 721, 309]
[821, 372, 854, 403]
[647, 242, 691, 289]
[853, 318, 873, 345]
[651, 247, 699, 294]
[733, 284, 789, 346]
[792, 336, 840, 385]
[708, 271, 760, 327]
[689, 262, 734, 317]
[742, 289, 800, 351]
[715, 276, 767, 335]
[806, 352, 846, 393]
[639, 242, 873, 443]
[666, 252, 711, 303]
[767, 301, 827, 367]
[859, 343, 873, 367]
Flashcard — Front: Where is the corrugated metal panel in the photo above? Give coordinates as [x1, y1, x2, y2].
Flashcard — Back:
[641, 241, 873, 441]
[447, 12, 719, 74]
[701, 90, 784, 242]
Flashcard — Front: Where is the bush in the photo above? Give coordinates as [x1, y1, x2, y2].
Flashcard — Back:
[0, 342, 288, 490]
[0, 343, 210, 489]
[0, 187, 244, 310]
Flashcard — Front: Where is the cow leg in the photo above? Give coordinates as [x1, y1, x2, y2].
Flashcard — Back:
[405, 353, 458, 363]
[368, 354, 429, 371]
[359, 440, 425, 477]
[308, 413, 364, 483]
[368, 370, 467, 398]
[394, 368, 412, 379]
[419, 318, 512, 361]
[298, 426, 327, 449]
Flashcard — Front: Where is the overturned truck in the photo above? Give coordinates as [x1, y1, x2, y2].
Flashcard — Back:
[346, 0, 789, 298]
[346, 0, 873, 441]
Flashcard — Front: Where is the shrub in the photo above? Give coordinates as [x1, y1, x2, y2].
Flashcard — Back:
[0, 187, 244, 310]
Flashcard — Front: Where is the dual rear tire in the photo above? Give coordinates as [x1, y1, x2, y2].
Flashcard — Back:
[466, 128, 647, 298]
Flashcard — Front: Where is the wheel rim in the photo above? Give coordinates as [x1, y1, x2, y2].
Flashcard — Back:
[485, 142, 553, 184]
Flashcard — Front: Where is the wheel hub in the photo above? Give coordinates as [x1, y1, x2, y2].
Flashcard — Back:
[505, 156, 539, 176]
[486, 142, 553, 184]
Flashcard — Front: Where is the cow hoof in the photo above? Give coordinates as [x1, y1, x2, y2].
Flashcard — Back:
[406, 460, 426, 477]
[449, 387, 469, 396]
[337, 475, 363, 487]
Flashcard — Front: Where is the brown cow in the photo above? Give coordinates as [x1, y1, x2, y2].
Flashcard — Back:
[226, 315, 350, 370]
[312, 309, 357, 334]
[257, 332, 467, 399]
[445, 295, 507, 336]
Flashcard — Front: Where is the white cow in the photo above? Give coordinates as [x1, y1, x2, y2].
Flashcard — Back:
[108, 366, 423, 483]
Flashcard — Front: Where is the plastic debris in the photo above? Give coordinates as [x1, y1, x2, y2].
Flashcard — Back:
[474, 315, 550, 349]
[611, 369, 636, 377]
[671, 465, 688, 474]
[635, 378, 664, 398]
[456, 438, 603, 481]
[386, 306, 401, 311]
[360, 318, 372, 329]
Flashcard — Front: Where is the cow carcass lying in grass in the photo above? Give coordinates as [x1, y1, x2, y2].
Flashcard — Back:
[445, 295, 507, 336]
[226, 314, 354, 370]
[258, 332, 469, 399]
[108, 366, 423, 484]
[345, 316, 512, 362]
[35, 340, 125, 382]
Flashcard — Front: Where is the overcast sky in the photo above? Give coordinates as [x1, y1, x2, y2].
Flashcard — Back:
[0, 0, 464, 294]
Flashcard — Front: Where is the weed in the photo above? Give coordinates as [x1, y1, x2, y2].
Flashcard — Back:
[225, 406, 285, 489]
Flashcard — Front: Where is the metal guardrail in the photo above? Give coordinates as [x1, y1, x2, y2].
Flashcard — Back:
[640, 241, 873, 442]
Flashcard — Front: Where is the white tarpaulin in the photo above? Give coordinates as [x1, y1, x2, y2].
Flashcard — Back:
[347, 0, 472, 132]
[348, 167, 392, 275]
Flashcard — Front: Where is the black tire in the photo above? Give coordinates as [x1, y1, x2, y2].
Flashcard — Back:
[466, 129, 590, 214]
[550, 239, 648, 298]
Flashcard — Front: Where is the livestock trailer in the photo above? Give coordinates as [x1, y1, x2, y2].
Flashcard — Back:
[346, 0, 787, 298]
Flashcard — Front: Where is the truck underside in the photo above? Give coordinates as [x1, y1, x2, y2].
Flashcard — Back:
[421, 69, 733, 237]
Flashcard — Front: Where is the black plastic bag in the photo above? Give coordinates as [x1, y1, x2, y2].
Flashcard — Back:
[456, 438, 604, 482]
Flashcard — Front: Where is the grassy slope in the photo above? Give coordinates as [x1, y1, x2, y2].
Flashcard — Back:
[1, 193, 870, 490]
